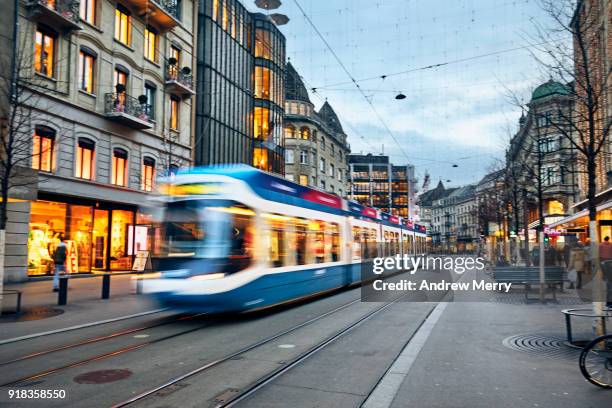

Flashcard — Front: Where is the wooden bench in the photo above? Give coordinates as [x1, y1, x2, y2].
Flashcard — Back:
[492, 266, 566, 300]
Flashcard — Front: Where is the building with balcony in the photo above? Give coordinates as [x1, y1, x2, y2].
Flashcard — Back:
[4, 0, 196, 282]
[283, 62, 350, 196]
[348, 154, 417, 218]
[194, 0, 286, 175]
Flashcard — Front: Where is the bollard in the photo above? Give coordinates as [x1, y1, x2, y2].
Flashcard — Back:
[58, 277, 69, 306]
[101, 274, 111, 299]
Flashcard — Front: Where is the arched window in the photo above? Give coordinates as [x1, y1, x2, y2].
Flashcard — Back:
[285, 125, 295, 139]
[32, 125, 55, 172]
[300, 127, 310, 140]
[111, 148, 128, 187]
[76, 137, 95, 180]
[142, 156, 156, 191]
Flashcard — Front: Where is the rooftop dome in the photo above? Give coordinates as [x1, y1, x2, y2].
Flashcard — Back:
[531, 79, 571, 101]
[285, 62, 311, 103]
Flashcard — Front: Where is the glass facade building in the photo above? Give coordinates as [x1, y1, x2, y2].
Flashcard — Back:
[195, 1, 286, 174]
[348, 154, 417, 219]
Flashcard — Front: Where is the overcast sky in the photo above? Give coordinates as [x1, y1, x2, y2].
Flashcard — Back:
[246, 0, 564, 190]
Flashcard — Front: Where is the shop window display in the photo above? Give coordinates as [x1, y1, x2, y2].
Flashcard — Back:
[110, 209, 134, 270]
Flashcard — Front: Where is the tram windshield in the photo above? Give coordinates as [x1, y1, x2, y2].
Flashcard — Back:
[161, 199, 254, 271]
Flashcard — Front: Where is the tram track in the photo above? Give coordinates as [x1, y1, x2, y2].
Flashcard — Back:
[110, 292, 408, 408]
[0, 312, 208, 367]
[0, 315, 214, 387]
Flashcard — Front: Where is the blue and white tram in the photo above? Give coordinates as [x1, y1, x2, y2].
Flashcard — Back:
[142, 166, 427, 313]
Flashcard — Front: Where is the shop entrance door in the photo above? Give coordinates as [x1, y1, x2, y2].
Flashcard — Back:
[92, 209, 108, 270]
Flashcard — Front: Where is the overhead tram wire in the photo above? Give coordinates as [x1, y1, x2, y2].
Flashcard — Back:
[309, 38, 567, 91]
[291, 0, 413, 165]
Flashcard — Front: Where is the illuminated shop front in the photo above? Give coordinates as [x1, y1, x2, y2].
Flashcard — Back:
[27, 194, 151, 276]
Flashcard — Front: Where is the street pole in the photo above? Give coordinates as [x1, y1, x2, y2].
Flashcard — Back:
[539, 230, 545, 302]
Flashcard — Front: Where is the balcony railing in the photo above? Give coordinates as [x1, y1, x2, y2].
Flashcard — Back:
[165, 63, 195, 97]
[25, 0, 81, 32]
[122, 0, 179, 32]
[104, 93, 154, 130]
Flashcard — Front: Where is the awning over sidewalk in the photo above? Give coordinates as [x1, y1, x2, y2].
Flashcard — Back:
[549, 199, 612, 228]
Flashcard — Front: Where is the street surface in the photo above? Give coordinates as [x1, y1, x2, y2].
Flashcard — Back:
[0, 270, 608, 408]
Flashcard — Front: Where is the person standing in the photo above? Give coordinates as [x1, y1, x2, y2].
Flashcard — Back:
[568, 242, 587, 289]
[52, 235, 67, 292]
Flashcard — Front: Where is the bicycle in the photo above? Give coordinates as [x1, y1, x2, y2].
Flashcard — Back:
[579, 334, 612, 388]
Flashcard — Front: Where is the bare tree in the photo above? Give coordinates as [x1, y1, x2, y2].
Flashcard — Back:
[0, 36, 57, 307]
[527, 0, 611, 325]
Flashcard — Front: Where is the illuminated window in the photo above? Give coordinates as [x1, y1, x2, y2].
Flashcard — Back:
[114, 5, 131, 46]
[253, 148, 268, 170]
[222, 0, 228, 30]
[254, 107, 270, 140]
[79, 0, 95, 25]
[111, 148, 128, 187]
[75, 138, 95, 180]
[285, 126, 295, 139]
[142, 157, 156, 191]
[255, 29, 271, 59]
[300, 127, 310, 140]
[170, 96, 180, 130]
[230, 3, 236, 38]
[114, 67, 128, 105]
[254, 66, 272, 100]
[34, 27, 55, 77]
[299, 175, 308, 186]
[548, 200, 564, 215]
[285, 149, 294, 164]
[144, 26, 157, 61]
[212, 0, 219, 21]
[145, 83, 156, 119]
[78, 50, 95, 93]
[168, 45, 181, 79]
[32, 126, 55, 172]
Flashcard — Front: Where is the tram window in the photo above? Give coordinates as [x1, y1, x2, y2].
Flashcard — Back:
[265, 214, 287, 267]
[352, 226, 362, 260]
[330, 223, 340, 262]
[395, 232, 400, 254]
[162, 200, 254, 273]
[295, 219, 307, 265]
[313, 221, 325, 263]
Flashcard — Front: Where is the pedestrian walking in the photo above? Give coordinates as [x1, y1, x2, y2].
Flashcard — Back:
[52, 235, 67, 292]
[599, 236, 612, 307]
[567, 242, 587, 289]
[599, 236, 612, 260]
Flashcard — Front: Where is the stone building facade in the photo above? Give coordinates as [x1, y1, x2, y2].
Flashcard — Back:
[506, 80, 577, 231]
[4, 0, 196, 282]
[283, 62, 349, 196]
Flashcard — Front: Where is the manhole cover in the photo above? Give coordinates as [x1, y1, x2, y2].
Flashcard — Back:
[74, 369, 132, 384]
[0, 307, 64, 323]
[502, 334, 580, 360]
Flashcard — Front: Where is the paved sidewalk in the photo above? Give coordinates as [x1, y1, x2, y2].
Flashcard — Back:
[0, 275, 166, 342]
[2, 273, 137, 309]
[387, 299, 609, 407]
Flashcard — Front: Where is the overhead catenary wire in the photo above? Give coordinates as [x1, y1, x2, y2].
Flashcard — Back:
[291, 0, 413, 166]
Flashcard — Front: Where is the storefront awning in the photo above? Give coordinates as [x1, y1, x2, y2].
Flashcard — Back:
[549, 199, 612, 228]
